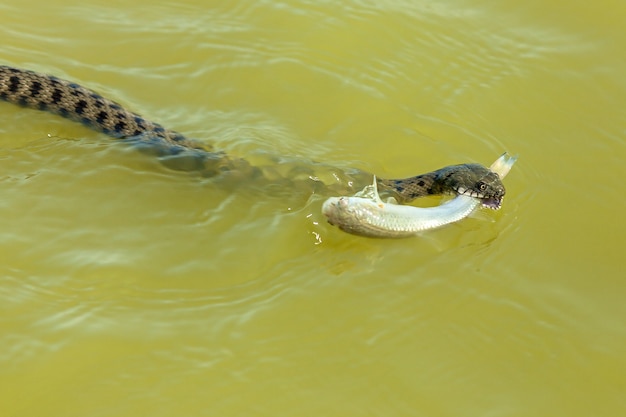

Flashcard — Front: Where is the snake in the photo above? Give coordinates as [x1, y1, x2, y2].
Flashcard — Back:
[0, 65, 511, 236]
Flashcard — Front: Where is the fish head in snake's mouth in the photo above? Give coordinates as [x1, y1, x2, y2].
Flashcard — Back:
[447, 164, 506, 210]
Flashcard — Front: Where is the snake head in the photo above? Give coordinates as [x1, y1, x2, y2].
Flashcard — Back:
[446, 164, 506, 210]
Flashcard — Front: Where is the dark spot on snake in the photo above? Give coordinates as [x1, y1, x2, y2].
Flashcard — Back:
[427, 188, 435, 195]
[29, 81, 43, 97]
[51, 88, 64, 104]
[75, 100, 88, 115]
[8, 76, 21, 93]
[133, 129, 142, 136]
[110, 103, 122, 110]
[37, 101, 47, 111]
[96, 111, 109, 124]
[114, 121, 127, 133]
[134, 116, 145, 123]
[17, 96, 28, 106]
[59, 108, 69, 117]
[170, 133, 186, 143]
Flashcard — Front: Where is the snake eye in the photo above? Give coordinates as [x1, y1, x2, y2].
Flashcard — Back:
[477, 182, 487, 191]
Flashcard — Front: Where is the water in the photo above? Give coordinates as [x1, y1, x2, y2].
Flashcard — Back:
[1, 1, 624, 416]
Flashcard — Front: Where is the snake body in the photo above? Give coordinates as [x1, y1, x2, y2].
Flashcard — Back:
[0, 65, 511, 236]
[0, 65, 252, 175]
[0, 65, 200, 149]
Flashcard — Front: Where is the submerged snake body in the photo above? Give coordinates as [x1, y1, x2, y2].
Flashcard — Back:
[1, 65, 511, 236]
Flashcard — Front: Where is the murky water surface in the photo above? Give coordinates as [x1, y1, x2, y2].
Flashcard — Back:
[1, 1, 624, 416]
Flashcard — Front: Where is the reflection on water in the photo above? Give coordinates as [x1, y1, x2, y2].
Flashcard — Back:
[1, 0, 624, 416]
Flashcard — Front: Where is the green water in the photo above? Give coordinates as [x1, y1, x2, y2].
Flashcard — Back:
[1, 1, 624, 416]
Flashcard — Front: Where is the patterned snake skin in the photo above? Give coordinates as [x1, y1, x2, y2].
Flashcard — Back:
[0, 65, 254, 175]
[379, 163, 506, 209]
[0, 65, 506, 206]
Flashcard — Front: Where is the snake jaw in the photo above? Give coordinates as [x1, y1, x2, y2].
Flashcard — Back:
[480, 196, 503, 210]
[455, 186, 485, 199]
[455, 186, 503, 210]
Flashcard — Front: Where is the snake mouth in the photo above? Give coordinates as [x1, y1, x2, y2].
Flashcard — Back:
[455, 187, 502, 210]
[480, 196, 502, 210]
